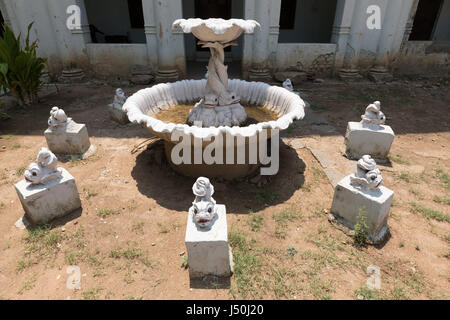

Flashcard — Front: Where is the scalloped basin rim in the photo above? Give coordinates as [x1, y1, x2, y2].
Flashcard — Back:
[122, 79, 305, 140]
[172, 18, 261, 35]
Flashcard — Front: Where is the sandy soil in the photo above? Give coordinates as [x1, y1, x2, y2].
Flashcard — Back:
[0, 77, 448, 300]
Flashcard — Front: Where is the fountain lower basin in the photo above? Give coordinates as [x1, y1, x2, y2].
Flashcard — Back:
[123, 79, 305, 179]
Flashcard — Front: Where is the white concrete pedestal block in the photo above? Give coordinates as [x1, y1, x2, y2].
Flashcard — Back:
[344, 122, 394, 160]
[44, 120, 91, 155]
[14, 168, 81, 224]
[331, 175, 394, 243]
[185, 204, 233, 278]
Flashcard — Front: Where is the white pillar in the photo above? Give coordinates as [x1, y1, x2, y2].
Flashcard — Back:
[338, 0, 368, 80]
[332, 0, 357, 71]
[248, 0, 272, 81]
[153, 0, 179, 82]
[369, 0, 405, 81]
[142, 0, 158, 70]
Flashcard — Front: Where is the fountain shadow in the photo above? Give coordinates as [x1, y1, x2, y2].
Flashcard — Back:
[131, 140, 306, 214]
[189, 275, 231, 290]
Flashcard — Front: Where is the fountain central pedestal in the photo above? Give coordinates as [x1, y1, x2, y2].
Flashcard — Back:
[173, 19, 260, 128]
[186, 39, 246, 127]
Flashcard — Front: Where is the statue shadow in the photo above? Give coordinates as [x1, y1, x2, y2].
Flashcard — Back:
[131, 140, 306, 214]
[189, 275, 231, 290]
[21, 207, 83, 230]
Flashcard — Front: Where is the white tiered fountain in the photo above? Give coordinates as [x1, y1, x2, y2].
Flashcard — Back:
[123, 18, 305, 179]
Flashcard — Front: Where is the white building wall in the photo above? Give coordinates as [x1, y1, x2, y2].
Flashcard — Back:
[0, 0, 446, 78]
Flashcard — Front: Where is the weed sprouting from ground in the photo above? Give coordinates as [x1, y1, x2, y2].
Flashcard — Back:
[97, 208, 119, 218]
[388, 154, 410, 165]
[247, 212, 264, 232]
[434, 169, 450, 190]
[287, 245, 297, 256]
[109, 246, 152, 267]
[353, 208, 369, 247]
[181, 256, 188, 269]
[433, 196, 450, 205]
[273, 208, 301, 239]
[410, 202, 450, 223]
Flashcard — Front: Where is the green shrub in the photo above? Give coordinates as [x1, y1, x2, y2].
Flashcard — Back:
[0, 22, 47, 106]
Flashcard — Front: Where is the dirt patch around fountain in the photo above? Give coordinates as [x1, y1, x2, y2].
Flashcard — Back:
[0, 77, 448, 300]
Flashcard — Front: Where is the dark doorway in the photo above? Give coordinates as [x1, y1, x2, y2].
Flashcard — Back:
[195, 0, 232, 52]
[85, 0, 146, 43]
[182, 0, 243, 63]
[195, 0, 231, 18]
[278, 0, 337, 43]
[409, 0, 443, 41]
[0, 10, 4, 37]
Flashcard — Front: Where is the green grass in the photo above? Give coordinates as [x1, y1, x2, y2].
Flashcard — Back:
[410, 202, 450, 223]
[83, 187, 98, 199]
[10, 143, 21, 149]
[354, 286, 386, 300]
[131, 221, 144, 233]
[82, 288, 103, 300]
[109, 249, 121, 259]
[353, 209, 369, 247]
[399, 173, 413, 183]
[444, 234, 450, 244]
[254, 187, 278, 205]
[18, 276, 37, 295]
[247, 212, 264, 232]
[228, 228, 262, 299]
[388, 154, 410, 165]
[409, 188, 423, 198]
[312, 167, 326, 181]
[287, 245, 297, 256]
[97, 208, 118, 217]
[309, 277, 334, 300]
[434, 169, 450, 190]
[109, 247, 152, 267]
[15, 166, 25, 176]
[301, 182, 312, 192]
[16, 224, 62, 272]
[69, 156, 82, 165]
[16, 258, 36, 272]
[64, 251, 79, 265]
[157, 222, 169, 234]
[24, 224, 61, 253]
[433, 196, 450, 205]
[272, 208, 301, 239]
[181, 256, 188, 269]
[270, 266, 297, 298]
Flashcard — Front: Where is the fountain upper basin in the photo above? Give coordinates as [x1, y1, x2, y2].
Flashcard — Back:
[172, 18, 260, 43]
